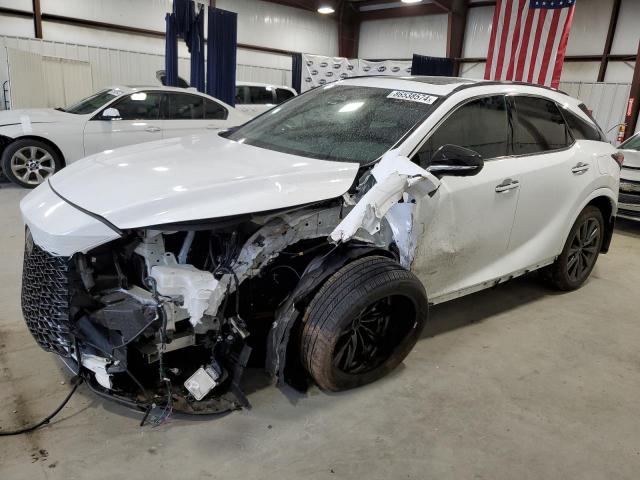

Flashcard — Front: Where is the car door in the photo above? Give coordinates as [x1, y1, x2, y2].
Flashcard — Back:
[409, 95, 523, 301]
[502, 95, 597, 271]
[83, 91, 163, 156]
[161, 92, 230, 138]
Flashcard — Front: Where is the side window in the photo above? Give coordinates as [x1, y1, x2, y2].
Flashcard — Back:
[415, 95, 508, 167]
[512, 96, 571, 155]
[248, 86, 274, 104]
[275, 88, 295, 104]
[110, 92, 162, 120]
[562, 107, 603, 141]
[235, 86, 247, 105]
[204, 98, 228, 120]
[164, 93, 204, 120]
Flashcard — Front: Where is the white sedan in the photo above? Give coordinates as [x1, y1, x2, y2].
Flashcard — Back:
[20, 77, 620, 413]
[0, 85, 248, 188]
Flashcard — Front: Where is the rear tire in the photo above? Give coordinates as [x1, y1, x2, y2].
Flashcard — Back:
[545, 206, 604, 291]
[300, 256, 428, 392]
[1, 139, 62, 188]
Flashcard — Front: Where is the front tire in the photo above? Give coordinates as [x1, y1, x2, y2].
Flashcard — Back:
[545, 205, 604, 291]
[1, 139, 62, 188]
[300, 256, 428, 392]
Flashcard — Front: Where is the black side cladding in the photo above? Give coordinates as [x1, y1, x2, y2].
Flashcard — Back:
[21, 239, 74, 357]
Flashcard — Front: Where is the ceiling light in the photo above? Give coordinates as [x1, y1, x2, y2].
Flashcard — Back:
[317, 6, 335, 14]
[401, 0, 423, 4]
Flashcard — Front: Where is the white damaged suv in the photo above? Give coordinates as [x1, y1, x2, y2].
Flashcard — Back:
[19, 77, 620, 414]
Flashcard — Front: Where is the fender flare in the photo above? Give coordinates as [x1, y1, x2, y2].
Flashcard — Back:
[265, 242, 396, 389]
[562, 188, 617, 254]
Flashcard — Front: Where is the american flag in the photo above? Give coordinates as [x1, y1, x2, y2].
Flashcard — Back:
[484, 0, 576, 89]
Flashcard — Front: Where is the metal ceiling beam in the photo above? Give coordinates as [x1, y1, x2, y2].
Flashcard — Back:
[32, 0, 42, 38]
[338, 1, 360, 58]
[259, 0, 319, 12]
[447, 0, 468, 74]
[358, 3, 446, 21]
[623, 40, 640, 140]
[597, 0, 621, 82]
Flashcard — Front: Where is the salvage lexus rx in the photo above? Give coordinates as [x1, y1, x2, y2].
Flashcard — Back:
[19, 76, 620, 414]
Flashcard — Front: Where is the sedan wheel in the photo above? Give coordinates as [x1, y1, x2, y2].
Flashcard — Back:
[1, 140, 62, 189]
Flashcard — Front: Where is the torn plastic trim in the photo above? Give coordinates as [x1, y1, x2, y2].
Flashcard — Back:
[329, 154, 439, 248]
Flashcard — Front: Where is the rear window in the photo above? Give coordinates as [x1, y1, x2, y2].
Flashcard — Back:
[275, 88, 295, 104]
[562, 107, 605, 142]
[164, 93, 204, 120]
[248, 86, 274, 104]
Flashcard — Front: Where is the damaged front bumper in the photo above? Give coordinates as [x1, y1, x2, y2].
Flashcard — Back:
[19, 154, 440, 415]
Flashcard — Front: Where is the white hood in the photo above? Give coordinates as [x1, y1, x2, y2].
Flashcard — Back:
[49, 133, 361, 229]
[0, 108, 81, 126]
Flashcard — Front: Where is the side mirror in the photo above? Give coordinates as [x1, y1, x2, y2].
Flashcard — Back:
[101, 107, 121, 120]
[427, 144, 484, 177]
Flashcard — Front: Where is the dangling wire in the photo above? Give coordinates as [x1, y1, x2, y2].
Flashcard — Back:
[142, 276, 173, 427]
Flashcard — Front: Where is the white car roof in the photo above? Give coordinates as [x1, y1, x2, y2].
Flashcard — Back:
[236, 81, 296, 91]
[108, 85, 205, 94]
[339, 76, 580, 107]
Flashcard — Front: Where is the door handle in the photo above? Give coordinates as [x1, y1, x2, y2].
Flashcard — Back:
[145, 126, 161, 133]
[571, 162, 590, 174]
[495, 179, 520, 193]
[206, 124, 220, 130]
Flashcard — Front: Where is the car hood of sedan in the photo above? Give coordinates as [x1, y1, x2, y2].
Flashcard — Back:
[49, 133, 361, 229]
[0, 108, 79, 126]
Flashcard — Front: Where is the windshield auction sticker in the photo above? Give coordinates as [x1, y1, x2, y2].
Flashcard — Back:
[387, 90, 438, 104]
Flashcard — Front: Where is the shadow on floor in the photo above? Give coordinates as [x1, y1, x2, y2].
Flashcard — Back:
[423, 273, 554, 339]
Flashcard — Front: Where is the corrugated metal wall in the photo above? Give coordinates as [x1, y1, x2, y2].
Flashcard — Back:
[559, 81, 632, 143]
[0, 35, 294, 109]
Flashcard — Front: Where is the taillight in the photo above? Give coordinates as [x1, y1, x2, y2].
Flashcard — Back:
[611, 152, 624, 168]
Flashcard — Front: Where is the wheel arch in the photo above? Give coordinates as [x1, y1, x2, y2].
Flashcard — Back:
[5, 135, 67, 167]
[265, 242, 400, 389]
[562, 189, 617, 255]
[586, 195, 615, 253]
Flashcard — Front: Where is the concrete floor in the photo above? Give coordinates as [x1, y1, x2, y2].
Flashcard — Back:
[1, 183, 639, 480]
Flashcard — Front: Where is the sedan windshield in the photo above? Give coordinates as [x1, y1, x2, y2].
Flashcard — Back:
[63, 89, 124, 115]
[226, 84, 439, 164]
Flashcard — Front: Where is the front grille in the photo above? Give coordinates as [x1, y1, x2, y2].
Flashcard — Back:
[619, 209, 640, 220]
[619, 192, 640, 205]
[21, 237, 74, 357]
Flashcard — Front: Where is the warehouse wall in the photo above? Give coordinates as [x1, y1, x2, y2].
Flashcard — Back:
[355, 0, 640, 82]
[358, 14, 448, 59]
[0, 0, 337, 89]
[461, 0, 639, 83]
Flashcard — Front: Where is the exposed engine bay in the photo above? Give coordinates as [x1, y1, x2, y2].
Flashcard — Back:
[21, 155, 439, 415]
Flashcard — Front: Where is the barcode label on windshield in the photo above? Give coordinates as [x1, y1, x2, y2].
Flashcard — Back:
[387, 91, 438, 104]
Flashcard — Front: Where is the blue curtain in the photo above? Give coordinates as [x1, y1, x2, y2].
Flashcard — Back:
[291, 53, 302, 94]
[164, 13, 178, 87]
[174, 0, 195, 41]
[206, 8, 237, 106]
[411, 54, 454, 76]
[189, 8, 205, 92]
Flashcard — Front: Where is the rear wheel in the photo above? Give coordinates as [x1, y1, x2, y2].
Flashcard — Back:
[545, 206, 604, 291]
[1, 139, 62, 188]
[300, 256, 428, 392]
